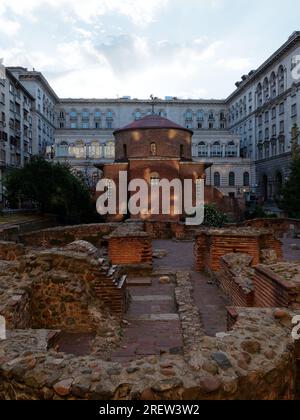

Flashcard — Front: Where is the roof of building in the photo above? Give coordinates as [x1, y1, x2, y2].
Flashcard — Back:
[114, 114, 193, 135]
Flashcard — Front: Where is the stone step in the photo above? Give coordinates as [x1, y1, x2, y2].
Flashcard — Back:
[127, 313, 179, 321]
[126, 278, 152, 286]
[131, 295, 173, 302]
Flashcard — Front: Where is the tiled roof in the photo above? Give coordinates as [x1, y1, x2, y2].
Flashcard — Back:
[114, 114, 193, 134]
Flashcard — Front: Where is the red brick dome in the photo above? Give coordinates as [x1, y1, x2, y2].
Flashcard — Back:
[114, 114, 193, 135]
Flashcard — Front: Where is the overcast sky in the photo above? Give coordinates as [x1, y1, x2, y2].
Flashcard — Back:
[0, 0, 299, 99]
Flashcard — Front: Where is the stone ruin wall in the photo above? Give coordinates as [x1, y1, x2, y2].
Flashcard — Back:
[0, 299, 299, 400]
[0, 244, 127, 334]
[0, 219, 299, 399]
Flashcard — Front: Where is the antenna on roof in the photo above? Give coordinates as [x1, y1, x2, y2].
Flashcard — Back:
[150, 94, 158, 115]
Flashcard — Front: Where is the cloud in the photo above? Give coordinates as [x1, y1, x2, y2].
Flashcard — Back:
[0, 0, 169, 25]
[0, 16, 20, 36]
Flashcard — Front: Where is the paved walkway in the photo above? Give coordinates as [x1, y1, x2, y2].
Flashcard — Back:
[111, 240, 229, 362]
[282, 238, 300, 261]
[111, 276, 183, 363]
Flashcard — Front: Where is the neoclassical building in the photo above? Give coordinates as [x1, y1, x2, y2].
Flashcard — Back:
[1, 31, 300, 206]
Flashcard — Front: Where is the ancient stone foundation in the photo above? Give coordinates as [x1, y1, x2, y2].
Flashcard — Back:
[195, 228, 282, 273]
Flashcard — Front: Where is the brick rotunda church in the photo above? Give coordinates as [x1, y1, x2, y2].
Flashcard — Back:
[97, 114, 212, 222]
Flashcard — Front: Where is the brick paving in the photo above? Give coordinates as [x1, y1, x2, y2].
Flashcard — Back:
[282, 238, 300, 261]
[111, 240, 229, 362]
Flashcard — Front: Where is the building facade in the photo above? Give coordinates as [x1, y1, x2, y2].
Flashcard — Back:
[54, 99, 251, 197]
[0, 69, 35, 202]
[8, 68, 59, 156]
[226, 31, 300, 202]
[1, 32, 300, 207]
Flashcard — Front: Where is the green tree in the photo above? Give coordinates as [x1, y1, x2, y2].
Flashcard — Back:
[279, 124, 300, 218]
[5, 156, 97, 224]
[203, 203, 229, 227]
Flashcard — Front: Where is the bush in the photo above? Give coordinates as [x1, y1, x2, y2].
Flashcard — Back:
[203, 203, 229, 227]
[5, 156, 98, 224]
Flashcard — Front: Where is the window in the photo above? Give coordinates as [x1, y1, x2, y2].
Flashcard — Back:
[82, 123, 90, 129]
[197, 110, 204, 121]
[229, 172, 235, 187]
[272, 107, 276, 119]
[243, 172, 250, 187]
[135, 111, 142, 120]
[104, 142, 115, 158]
[263, 77, 269, 101]
[279, 102, 284, 114]
[180, 144, 184, 158]
[95, 111, 101, 118]
[272, 124, 277, 136]
[279, 120, 284, 133]
[214, 172, 221, 187]
[70, 111, 77, 119]
[270, 72, 277, 98]
[292, 104, 297, 117]
[88, 142, 101, 159]
[185, 110, 193, 121]
[211, 142, 222, 157]
[198, 142, 208, 157]
[265, 128, 269, 140]
[150, 142, 157, 156]
[107, 121, 113, 129]
[264, 111, 269, 123]
[74, 141, 86, 159]
[226, 142, 237, 157]
[123, 144, 127, 158]
[58, 142, 69, 157]
[197, 122, 203, 129]
[257, 83, 263, 106]
[209, 122, 214, 129]
[82, 111, 89, 120]
[70, 122, 77, 129]
[278, 65, 285, 94]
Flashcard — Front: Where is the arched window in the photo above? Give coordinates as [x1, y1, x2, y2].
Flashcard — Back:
[263, 77, 269, 101]
[185, 110, 193, 121]
[226, 141, 237, 157]
[95, 110, 101, 119]
[82, 110, 89, 120]
[104, 141, 115, 158]
[278, 65, 285, 94]
[88, 141, 100, 158]
[270, 72, 277, 98]
[229, 172, 235, 187]
[123, 144, 127, 158]
[214, 172, 221, 187]
[208, 110, 214, 120]
[243, 172, 250, 187]
[74, 141, 86, 159]
[197, 110, 204, 121]
[135, 111, 142, 120]
[150, 142, 157, 156]
[257, 83, 263, 105]
[58, 141, 69, 157]
[211, 141, 222, 157]
[198, 142, 208, 157]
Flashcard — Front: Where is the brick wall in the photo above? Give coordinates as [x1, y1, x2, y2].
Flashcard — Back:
[253, 265, 299, 309]
[108, 236, 152, 267]
[219, 257, 254, 307]
[19, 223, 119, 247]
[195, 229, 282, 273]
